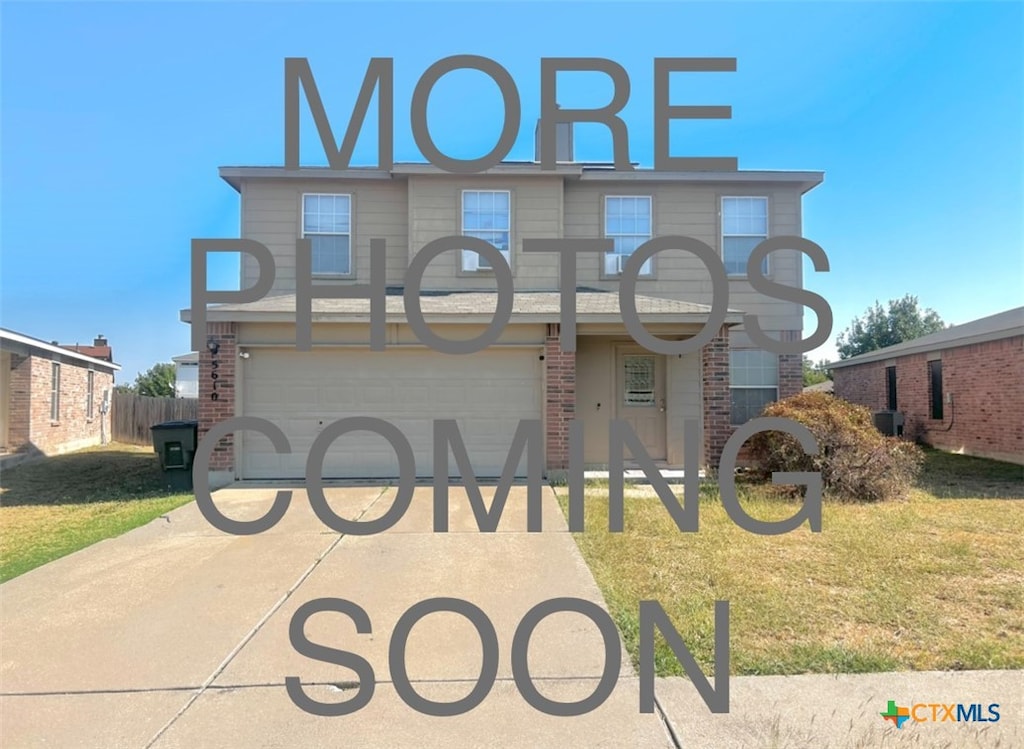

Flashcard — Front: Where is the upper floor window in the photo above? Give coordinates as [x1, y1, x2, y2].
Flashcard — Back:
[461, 190, 510, 271]
[730, 349, 778, 425]
[302, 194, 351, 276]
[51, 362, 61, 422]
[604, 196, 652, 276]
[722, 196, 768, 276]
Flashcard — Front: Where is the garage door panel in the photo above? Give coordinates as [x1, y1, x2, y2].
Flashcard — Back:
[241, 348, 541, 479]
[430, 384, 464, 409]
[321, 385, 356, 407]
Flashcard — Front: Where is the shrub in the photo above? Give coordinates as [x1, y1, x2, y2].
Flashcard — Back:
[746, 392, 924, 502]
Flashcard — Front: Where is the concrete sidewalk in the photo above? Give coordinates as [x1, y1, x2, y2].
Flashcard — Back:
[0, 484, 674, 748]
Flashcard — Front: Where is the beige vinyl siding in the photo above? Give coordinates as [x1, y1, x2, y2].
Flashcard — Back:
[563, 181, 805, 332]
[576, 337, 613, 464]
[407, 175, 563, 290]
[240, 178, 408, 293]
[237, 173, 807, 337]
[575, 336, 701, 466]
[565, 184, 716, 288]
[666, 350, 701, 465]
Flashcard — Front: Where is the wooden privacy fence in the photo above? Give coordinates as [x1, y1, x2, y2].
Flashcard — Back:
[112, 392, 198, 445]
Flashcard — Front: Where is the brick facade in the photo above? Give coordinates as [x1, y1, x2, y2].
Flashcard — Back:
[4, 351, 114, 455]
[701, 325, 731, 469]
[198, 322, 237, 472]
[833, 334, 1024, 465]
[778, 330, 804, 401]
[544, 324, 575, 471]
[189, 322, 811, 477]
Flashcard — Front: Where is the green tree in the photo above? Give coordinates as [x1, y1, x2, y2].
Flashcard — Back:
[802, 356, 829, 387]
[836, 295, 946, 359]
[132, 362, 176, 397]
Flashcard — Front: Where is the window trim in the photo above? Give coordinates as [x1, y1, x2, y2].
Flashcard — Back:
[728, 348, 779, 426]
[459, 188, 512, 273]
[721, 195, 770, 278]
[928, 359, 944, 420]
[301, 192, 354, 278]
[602, 194, 654, 279]
[87, 369, 95, 421]
[50, 361, 61, 423]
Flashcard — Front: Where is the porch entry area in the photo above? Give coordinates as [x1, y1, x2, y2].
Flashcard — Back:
[574, 334, 701, 467]
[617, 346, 667, 460]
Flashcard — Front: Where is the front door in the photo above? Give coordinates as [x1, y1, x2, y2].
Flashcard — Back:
[616, 347, 666, 461]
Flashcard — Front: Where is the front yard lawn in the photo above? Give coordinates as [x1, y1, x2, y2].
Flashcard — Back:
[0, 443, 194, 582]
[556, 448, 1024, 676]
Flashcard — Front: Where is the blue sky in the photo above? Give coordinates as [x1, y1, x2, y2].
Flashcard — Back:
[2, 1, 1021, 383]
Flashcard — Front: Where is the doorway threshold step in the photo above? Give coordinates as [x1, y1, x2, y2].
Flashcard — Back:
[582, 468, 704, 482]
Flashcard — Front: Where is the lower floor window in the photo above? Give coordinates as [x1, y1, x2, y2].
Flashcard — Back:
[928, 359, 944, 420]
[730, 349, 779, 425]
[51, 362, 61, 421]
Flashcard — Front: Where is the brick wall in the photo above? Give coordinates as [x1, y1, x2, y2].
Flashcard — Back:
[198, 322, 237, 472]
[6, 352, 114, 455]
[701, 325, 731, 469]
[833, 334, 1024, 465]
[544, 324, 575, 471]
[778, 331, 804, 400]
[833, 359, 889, 412]
[8, 354, 31, 449]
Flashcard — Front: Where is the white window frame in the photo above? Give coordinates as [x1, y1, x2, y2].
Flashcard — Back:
[87, 369, 95, 420]
[51, 362, 61, 422]
[721, 196, 769, 277]
[301, 193, 353, 277]
[603, 195, 653, 277]
[460, 189, 511, 272]
[729, 349, 779, 425]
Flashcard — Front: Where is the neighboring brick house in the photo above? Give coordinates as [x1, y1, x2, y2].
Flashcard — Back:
[830, 307, 1024, 465]
[0, 330, 119, 457]
[62, 335, 114, 363]
[183, 136, 823, 484]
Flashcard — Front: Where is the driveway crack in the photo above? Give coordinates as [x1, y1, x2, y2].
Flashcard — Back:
[654, 693, 684, 748]
[143, 485, 392, 748]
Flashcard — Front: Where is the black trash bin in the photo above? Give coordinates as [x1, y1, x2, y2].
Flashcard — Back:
[151, 420, 199, 492]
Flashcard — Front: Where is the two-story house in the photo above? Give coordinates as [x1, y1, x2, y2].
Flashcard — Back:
[184, 136, 822, 485]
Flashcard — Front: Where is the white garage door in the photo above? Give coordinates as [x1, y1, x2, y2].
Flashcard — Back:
[241, 348, 542, 479]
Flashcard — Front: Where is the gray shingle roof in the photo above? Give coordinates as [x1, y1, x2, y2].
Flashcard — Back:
[218, 165, 825, 195]
[188, 288, 743, 323]
[829, 306, 1024, 369]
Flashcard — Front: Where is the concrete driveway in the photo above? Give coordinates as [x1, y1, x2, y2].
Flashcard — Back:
[0, 484, 674, 748]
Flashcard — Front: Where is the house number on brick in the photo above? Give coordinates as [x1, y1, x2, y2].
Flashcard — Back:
[210, 358, 220, 401]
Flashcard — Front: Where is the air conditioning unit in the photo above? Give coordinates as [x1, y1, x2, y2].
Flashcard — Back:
[604, 253, 626, 275]
[873, 410, 905, 437]
[604, 253, 652, 276]
[462, 249, 510, 272]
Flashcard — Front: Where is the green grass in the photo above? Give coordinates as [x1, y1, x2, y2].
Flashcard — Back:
[555, 448, 1024, 677]
[0, 443, 194, 582]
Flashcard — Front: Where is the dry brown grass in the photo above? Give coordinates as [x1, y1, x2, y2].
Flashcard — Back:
[556, 449, 1024, 676]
